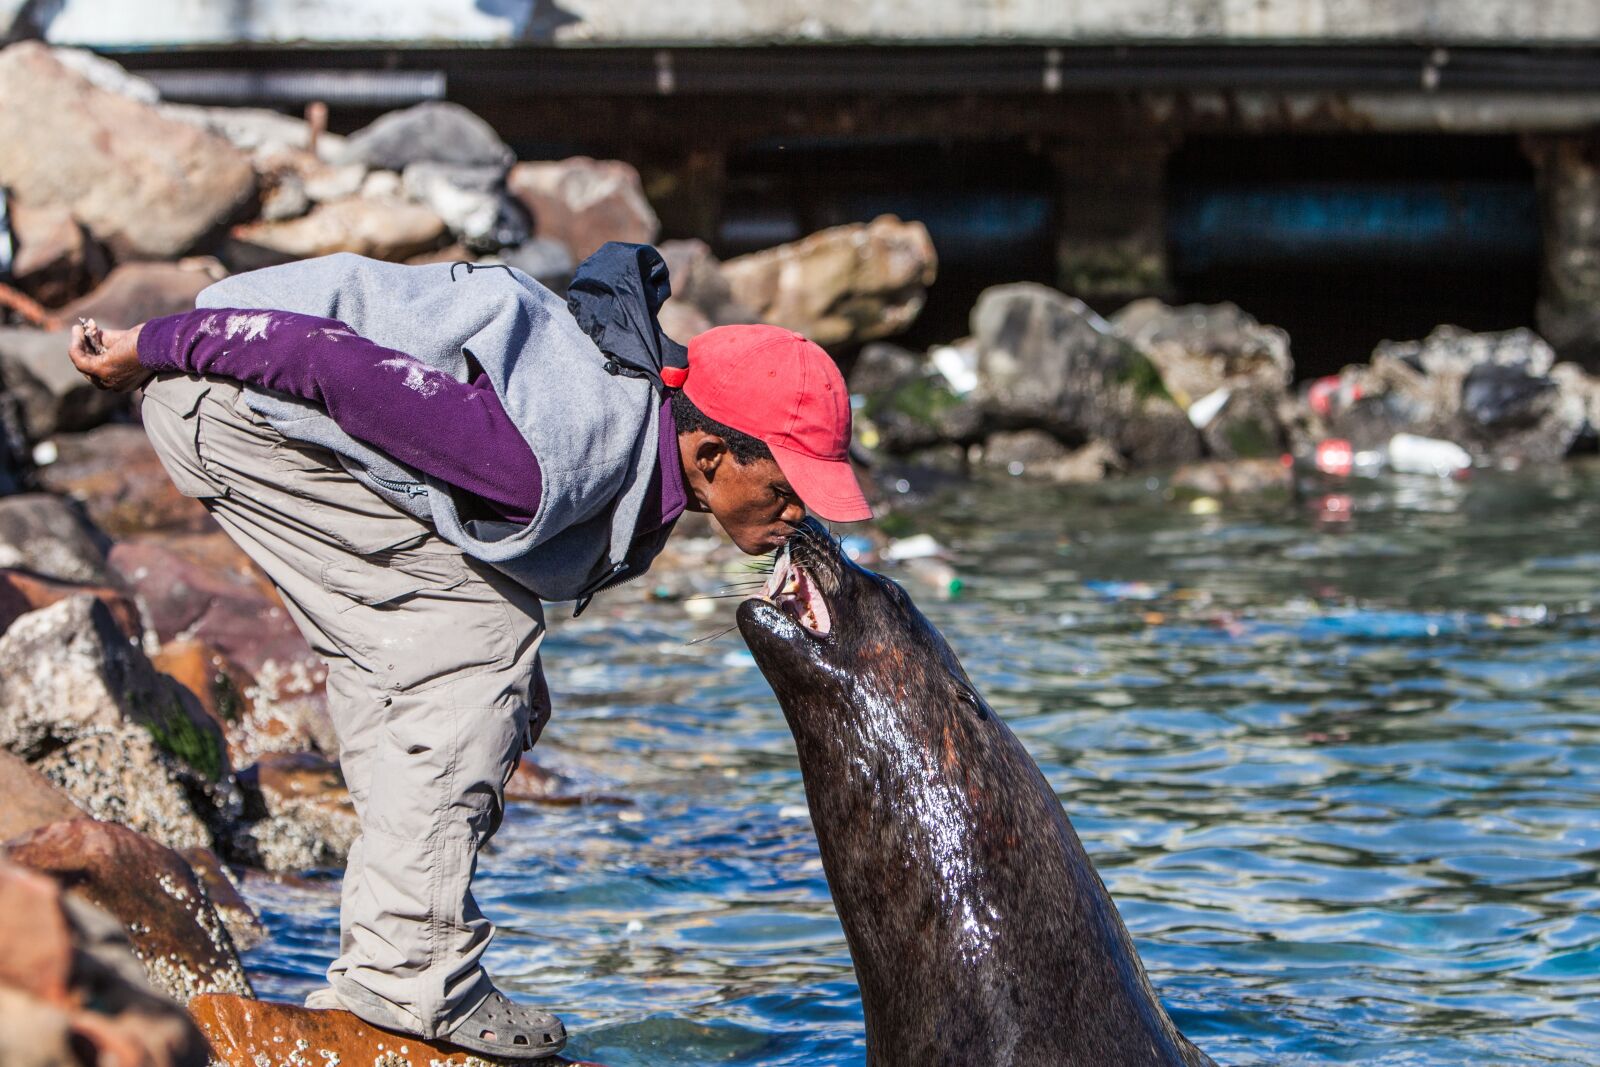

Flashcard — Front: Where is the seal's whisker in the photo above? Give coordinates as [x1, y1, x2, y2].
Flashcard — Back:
[686, 624, 739, 645]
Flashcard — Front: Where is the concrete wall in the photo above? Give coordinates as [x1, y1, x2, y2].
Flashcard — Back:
[9, 0, 1600, 48]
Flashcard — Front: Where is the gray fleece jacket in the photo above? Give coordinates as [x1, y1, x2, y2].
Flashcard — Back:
[196, 253, 661, 603]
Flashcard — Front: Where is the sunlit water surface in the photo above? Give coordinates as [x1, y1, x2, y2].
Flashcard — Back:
[243, 466, 1600, 1065]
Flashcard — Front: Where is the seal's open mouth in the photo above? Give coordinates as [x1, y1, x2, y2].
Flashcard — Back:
[762, 545, 832, 637]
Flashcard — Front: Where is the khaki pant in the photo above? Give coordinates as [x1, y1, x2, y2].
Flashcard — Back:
[141, 373, 547, 1038]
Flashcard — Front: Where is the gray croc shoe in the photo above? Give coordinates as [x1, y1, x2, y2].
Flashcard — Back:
[444, 988, 566, 1060]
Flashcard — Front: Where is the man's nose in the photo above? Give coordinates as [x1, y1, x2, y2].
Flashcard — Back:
[781, 499, 806, 526]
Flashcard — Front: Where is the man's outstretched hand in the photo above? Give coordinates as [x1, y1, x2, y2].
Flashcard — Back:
[69, 319, 150, 392]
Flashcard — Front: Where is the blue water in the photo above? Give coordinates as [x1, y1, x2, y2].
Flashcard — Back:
[242, 466, 1600, 1065]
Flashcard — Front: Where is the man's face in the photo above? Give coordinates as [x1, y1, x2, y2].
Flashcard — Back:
[680, 433, 807, 555]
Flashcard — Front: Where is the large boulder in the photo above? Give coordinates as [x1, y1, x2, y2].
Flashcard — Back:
[0, 749, 84, 842]
[109, 535, 333, 759]
[178, 847, 265, 952]
[1332, 326, 1589, 463]
[57, 260, 224, 330]
[36, 729, 217, 852]
[227, 197, 448, 267]
[1110, 299, 1293, 407]
[338, 101, 514, 172]
[0, 493, 111, 583]
[35, 424, 215, 538]
[508, 156, 661, 263]
[192, 996, 597, 1067]
[5, 819, 253, 1003]
[0, 328, 126, 440]
[0, 594, 234, 850]
[0, 372, 30, 495]
[971, 283, 1201, 466]
[237, 751, 359, 873]
[0, 859, 209, 1067]
[658, 238, 756, 328]
[7, 200, 107, 308]
[403, 162, 529, 252]
[108, 535, 314, 677]
[723, 215, 938, 347]
[0, 595, 218, 763]
[0, 567, 142, 641]
[0, 43, 255, 259]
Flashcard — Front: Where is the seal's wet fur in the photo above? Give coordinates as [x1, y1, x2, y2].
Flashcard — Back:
[738, 519, 1218, 1067]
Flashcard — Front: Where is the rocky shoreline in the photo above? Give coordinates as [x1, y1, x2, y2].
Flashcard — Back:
[2, 38, 1597, 1067]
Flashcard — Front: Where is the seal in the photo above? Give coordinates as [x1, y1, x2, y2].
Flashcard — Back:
[737, 519, 1219, 1067]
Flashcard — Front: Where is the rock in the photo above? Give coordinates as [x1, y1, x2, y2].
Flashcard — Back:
[1195, 387, 1290, 460]
[508, 156, 660, 262]
[502, 756, 629, 807]
[179, 847, 265, 952]
[658, 238, 755, 327]
[161, 103, 343, 158]
[1340, 326, 1588, 463]
[238, 751, 359, 873]
[338, 101, 514, 172]
[0, 374, 30, 495]
[657, 299, 712, 344]
[0, 568, 143, 641]
[227, 197, 448, 268]
[57, 259, 225, 330]
[50, 47, 161, 104]
[971, 283, 1202, 467]
[153, 639, 254, 742]
[0, 749, 85, 842]
[108, 535, 315, 677]
[194, 995, 606, 1067]
[359, 169, 404, 199]
[978, 431, 1125, 484]
[0, 42, 255, 259]
[8, 201, 107, 307]
[4, 819, 253, 1002]
[403, 161, 529, 252]
[258, 172, 311, 223]
[34, 423, 215, 537]
[37, 728, 216, 852]
[0, 493, 111, 583]
[0, 594, 232, 847]
[0, 328, 127, 439]
[499, 236, 577, 291]
[0, 859, 210, 1067]
[1110, 299, 1294, 409]
[722, 215, 938, 347]
[1171, 458, 1293, 496]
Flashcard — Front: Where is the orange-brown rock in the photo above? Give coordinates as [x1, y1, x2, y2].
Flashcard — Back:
[154, 638, 255, 735]
[0, 859, 209, 1067]
[505, 756, 632, 808]
[0, 749, 85, 842]
[36, 424, 215, 537]
[0, 567, 142, 640]
[109, 534, 314, 677]
[179, 847, 266, 952]
[191, 995, 608, 1067]
[4, 818, 253, 1003]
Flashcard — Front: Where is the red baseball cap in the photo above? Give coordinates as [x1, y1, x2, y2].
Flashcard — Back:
[682, 325, 873, 523]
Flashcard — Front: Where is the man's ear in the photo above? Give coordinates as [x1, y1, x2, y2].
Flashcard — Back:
[693, 434, 729, 479]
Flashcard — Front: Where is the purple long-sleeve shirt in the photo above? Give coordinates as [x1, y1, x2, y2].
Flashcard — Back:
[138, 308, 687, 531]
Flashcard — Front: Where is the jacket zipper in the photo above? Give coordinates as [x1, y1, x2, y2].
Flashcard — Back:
[572, 561, 634, 618]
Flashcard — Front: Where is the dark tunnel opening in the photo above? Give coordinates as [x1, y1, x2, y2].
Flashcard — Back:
[1166, 133, 1542, 380]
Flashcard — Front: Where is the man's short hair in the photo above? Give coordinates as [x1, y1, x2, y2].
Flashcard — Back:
[670, 390, 774, 465]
